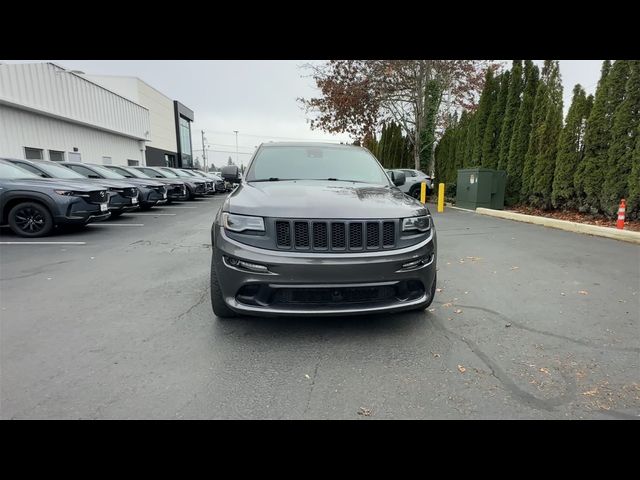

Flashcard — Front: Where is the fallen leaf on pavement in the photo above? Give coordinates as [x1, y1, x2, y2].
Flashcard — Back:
[432, 353, 441, 358]
[466, 256, 481, 261]
[457, 365, 466, 373]
[582, 388, 598, 396]
[436, 288, 442, 292]
[442, 302, 453, 308]
[510, 266, 519, 270]
[447, 317, 453, 321]
[428, 308, 435, 312]
[578, 290, 589, 295]
[560, 292, 566, 296]
[357, 407, 372, 417]
[505, 323, 512, 328]
[454, 309, 463, 314]
[539, 367, 551, 375]
[304, 374, 310, 379]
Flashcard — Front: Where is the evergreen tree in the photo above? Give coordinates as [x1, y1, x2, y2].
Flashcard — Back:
[482, 71, 510, 169]
[602, 61, 640, 215]
[579, 60, 630, 213]
[506, 61, 539, 205]
[464, 114, 477, 167]
[627, 125, 640, 219]
[551, 84, 589, 209]
[472, 69, 498, 165]
[455, 111, 470, 173]
[498, 61, 524, 171]
[531, 60, 563, 209]
[521, 61, 552, 203]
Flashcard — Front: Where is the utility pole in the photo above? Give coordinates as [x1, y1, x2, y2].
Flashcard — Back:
[234, 130, 239, 166]
[201, 130, 207, 172]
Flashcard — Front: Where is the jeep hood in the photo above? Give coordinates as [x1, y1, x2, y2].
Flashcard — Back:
[225, 180, 428, 219]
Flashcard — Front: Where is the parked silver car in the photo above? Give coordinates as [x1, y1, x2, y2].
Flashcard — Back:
[387, 169, 433, 199]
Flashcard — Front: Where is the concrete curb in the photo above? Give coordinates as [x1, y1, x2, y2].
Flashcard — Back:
[475, 207, 640, 245]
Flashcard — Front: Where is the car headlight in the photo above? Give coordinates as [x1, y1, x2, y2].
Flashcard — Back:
[222, 212, 265, 233]
[402, 215, 431, 233]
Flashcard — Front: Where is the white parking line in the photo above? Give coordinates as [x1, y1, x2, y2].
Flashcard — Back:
[125, 213, 177, 216]
[159, 206, 198, 209]
[0, 241, 87, 245]
[88, 223, 145, 227]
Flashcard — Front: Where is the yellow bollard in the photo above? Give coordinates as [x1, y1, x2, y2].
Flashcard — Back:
[437, 183, 445, 213]
[420, 181, 426, 204]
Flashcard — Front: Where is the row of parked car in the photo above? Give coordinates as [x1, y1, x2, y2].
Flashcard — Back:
[0, 158, 231, 237]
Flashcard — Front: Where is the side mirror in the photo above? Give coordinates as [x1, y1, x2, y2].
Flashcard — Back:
[221, 165, 240, 183]
[392, 171, 405, 187]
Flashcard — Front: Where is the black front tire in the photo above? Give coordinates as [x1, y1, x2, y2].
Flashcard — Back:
[409, 184, 422, 199]
[211, 255, 238, 318]
[8, 201, 54, 238]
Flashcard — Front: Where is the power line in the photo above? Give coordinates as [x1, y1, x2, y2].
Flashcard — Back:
[202, 129, 347, 143]
[193, 148, 253, 155]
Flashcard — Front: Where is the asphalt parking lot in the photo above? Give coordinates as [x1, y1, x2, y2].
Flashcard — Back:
[1, 197, 638, 419]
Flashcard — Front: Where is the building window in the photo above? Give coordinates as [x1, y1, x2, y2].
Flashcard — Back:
[102, 156, 112, 165]
[127, 159, 139, 166]
[179, 116, 193, 167]
[164, 154, 175, 167]
[49, 150, 65, 162]
[24, 147, 43, 160]
[68, 152, 82, 162]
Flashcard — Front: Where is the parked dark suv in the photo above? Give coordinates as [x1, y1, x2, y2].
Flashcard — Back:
[59, 162, 166, 211]
[4, 158, 139, 218]
[133, 166, 206, 200]
[210, 142, 437, 318]
[0, 160, 110, 237]
[103, 165, 188, 202]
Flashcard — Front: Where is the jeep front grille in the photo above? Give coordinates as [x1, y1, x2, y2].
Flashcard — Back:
[274, 219, 396, 252]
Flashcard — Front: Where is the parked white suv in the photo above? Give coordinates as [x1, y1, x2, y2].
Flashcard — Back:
[387, 169, 433, 198]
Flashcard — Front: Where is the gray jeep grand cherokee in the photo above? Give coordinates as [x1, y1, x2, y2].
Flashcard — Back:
[210, 142, 437, 318]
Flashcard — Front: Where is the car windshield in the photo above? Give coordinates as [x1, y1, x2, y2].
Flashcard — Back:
[109, 166, 149, 178]
[36, 162, 87, 179]
[0, 162, 41, 179]
[246, 146, 390, 185]
[87, 164, 127, 179]
[163, 169, 190, 178]
[179, 169, 197, 177]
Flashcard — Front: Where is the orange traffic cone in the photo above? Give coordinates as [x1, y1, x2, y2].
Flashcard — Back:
[616, 199, 626, 230]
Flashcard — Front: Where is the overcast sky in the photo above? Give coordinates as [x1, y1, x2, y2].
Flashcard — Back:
[2, 60, 604, 168]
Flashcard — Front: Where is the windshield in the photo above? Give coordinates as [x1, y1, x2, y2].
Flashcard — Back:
[179, 169, 197, 177]
[162, 168, 189, 178]
[87, 164, 127, 179]
[109, 166, 149, 178]
[0, 162, 41, 179]
[37, 162, 87, 179]
[246, 146, 390, 185]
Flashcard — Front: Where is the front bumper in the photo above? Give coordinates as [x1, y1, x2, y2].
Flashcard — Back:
[55, 199, 111, 224]
[213, 226, 437, 316]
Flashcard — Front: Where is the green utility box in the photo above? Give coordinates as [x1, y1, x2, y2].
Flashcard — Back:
[455, 168, 506, 210]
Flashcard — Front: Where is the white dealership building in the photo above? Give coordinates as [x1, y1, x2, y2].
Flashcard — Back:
[0, 62, 195, 168]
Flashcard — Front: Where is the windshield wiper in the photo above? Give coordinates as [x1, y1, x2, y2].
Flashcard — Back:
[250, 178, 298, 182]
[326, 178, 369, 183]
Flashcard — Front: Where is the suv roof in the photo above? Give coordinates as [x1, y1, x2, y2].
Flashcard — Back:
[259, 142, 358, 149]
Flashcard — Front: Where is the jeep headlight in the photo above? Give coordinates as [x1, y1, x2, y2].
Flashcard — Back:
[402, 215, 431, 233]
[222, 212, 265, 233]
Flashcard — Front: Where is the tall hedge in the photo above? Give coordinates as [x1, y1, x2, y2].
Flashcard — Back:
[482, 71, 510, 169]
[601, 60, 640, 215]
[531, 60, 563, 209]
[506, 60, 539, 205]
[580, 60, 630, 213]
[471, 69, 498, 165]
[498, 61, 523, 171]
[551, 84, 589, 209]
[628, 125, 640, 219]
